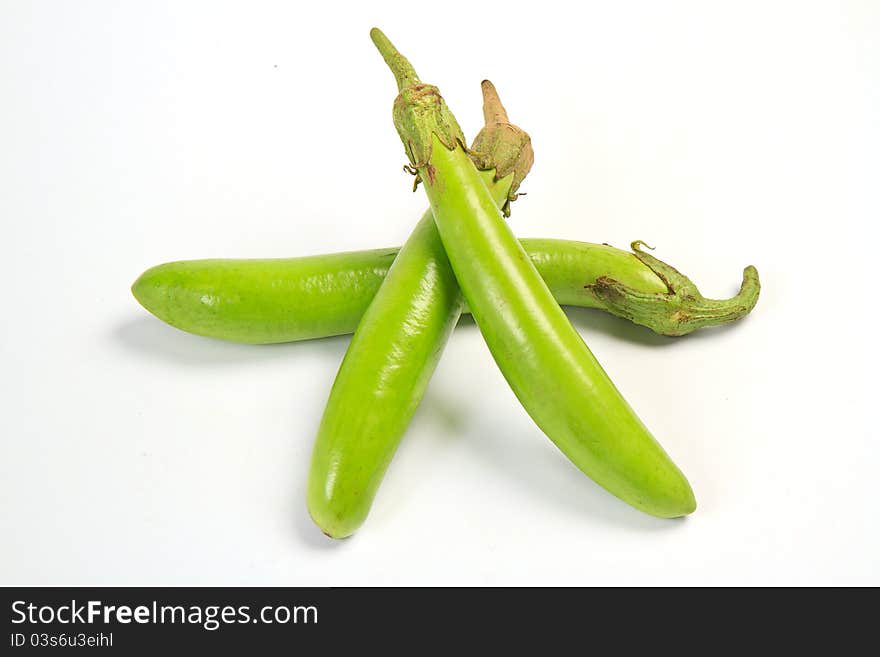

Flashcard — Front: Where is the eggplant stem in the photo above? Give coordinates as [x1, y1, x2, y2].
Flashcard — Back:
[481, 80, 510, 125]
[590, 244, 761, 336]
[370, 28, 420, 91]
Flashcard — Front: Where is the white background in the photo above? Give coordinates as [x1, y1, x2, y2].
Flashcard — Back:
[1, 1, 876, 585]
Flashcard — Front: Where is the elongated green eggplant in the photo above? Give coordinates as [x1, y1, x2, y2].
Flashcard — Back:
[132, 234, 758, 344]
[306, 81, 533, 538]
[372, 28, 697, 518]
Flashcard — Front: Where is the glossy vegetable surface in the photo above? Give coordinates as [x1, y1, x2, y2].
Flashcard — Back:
[306, 82, 531, 538]
[372, 28, 696, 517]
[132, 232, 759, 343]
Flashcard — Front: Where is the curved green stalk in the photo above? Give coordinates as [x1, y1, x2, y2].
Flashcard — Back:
[589, 241, 760, 336]
[372, 28, 696, 518]
[131, 237, 759, 343]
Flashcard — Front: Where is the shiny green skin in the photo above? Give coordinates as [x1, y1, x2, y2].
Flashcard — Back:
[132, 247, 402, 344]
[424, 138, 696, 518]
[131, 240, 665, 346]
[305, 173, 514, 538]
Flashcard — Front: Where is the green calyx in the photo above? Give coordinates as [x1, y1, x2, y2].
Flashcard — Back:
[590, 241, 761, 336]
[470, 80, 534, 215]
[371, 28, 534, 208]
[371, 28, 466, 178]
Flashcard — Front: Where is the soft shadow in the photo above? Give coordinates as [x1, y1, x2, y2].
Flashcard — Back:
[665, 312, 756, 343]
[565, 305, 751, 346]
[463, 304, 749, 346]
[460, 305, 678, 346]
[410, 387, 470, 437]
[113, 316, 351, 367]
[564, 306, 675, 346]
[462, 417, 688, 531]
[292, 501, 351, 552]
